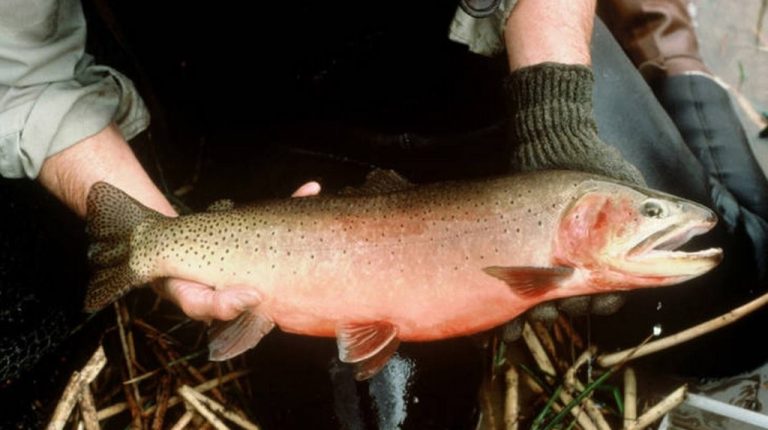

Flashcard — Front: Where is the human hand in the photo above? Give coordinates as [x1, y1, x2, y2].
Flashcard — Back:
[502, 64, 641, 333]
[152, 181, 321, 321]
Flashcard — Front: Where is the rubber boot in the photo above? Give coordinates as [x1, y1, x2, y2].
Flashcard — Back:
[597, 0, 709, 83]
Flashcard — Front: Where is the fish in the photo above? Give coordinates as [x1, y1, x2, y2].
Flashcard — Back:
[84, 170, 723, 380]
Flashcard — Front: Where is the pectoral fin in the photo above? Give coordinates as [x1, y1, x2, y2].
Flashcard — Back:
[483, 266, 574, 297]
[208, 310, 275, 361]
[336, 322, 400, 381]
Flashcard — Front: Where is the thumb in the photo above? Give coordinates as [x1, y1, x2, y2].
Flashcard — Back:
[154, 278, 261, 321]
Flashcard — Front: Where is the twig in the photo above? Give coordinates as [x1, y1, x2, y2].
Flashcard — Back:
[540, 366, 617, 430]
[152, 374, 173, 430]
[522, 370, 591, 429]
[47, 346, 107, 430]
[562, 347, 610, 430]
[478, 377, 502, 430]
[531, 385, 565, 430]
[522, 323, 557, 379]
[556, 315, 584, 350]
[524, 360, 597, 430]
[623, 368, 637, 429]
[133, 319, 181, 347]
[504, 366, 519, 430]
[169, 411, 195, 430]
[579, 393, 610, 430]
[137, 319, 227, 404]
[114, 302, 141, 405]
[563, 347, 596, 390]
[532, 322, 567, 372]
[685, 393, 768, 427]
[79, 385, 100, 430]
[598, 290, 768, 367]
[522, 372, 545, 395]
[556, 391, 598, 430]
[97, 370, 251, 421]
[122, 374, 143, 428]
[178, 385, 229, 430]
[625, 385, 687, 430]
[184, 361, 227, 404]
[185, 387, 261, 430]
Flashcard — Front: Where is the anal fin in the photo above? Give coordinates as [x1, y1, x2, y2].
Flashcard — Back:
[208, 310, 275, 361]
[483, 266, 573, 297]
[336, 321, 400, 381]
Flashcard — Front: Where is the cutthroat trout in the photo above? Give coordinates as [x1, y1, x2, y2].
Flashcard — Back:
[85, 170, 722, 379]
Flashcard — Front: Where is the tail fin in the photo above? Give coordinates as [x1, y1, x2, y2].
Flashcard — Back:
[84, 182, 163, 312]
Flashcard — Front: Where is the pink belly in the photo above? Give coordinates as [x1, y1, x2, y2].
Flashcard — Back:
[262, 241, 535, 341]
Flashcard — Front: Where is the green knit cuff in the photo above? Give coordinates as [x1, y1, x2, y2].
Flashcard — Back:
[503, 62, 598, 147]
[504, 63, 608, 170]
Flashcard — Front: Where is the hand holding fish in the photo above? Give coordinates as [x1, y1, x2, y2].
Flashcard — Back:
[153, 181, 321, 321]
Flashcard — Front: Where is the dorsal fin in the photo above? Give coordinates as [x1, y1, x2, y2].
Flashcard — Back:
[340, 169, 413, 196]
[207, 199, 235, 212]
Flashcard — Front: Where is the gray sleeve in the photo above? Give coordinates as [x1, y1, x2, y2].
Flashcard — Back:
[0, 0, 150, 179]
[448, 0, 520, 56]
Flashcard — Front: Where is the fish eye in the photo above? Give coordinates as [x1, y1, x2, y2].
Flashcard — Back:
[641, 199, 666, 218]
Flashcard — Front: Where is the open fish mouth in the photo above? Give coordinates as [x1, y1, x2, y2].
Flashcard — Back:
[625, 218, 723, 277]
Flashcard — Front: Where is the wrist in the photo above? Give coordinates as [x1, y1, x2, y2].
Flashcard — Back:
[38, 124, 176, 218]
[504, 0, 595, 70]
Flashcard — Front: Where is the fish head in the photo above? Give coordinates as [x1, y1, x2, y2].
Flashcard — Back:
[554, 180, 723, 290]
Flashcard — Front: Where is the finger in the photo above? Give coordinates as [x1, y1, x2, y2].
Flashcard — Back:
[157, 278, 261, 321]
[526, 302, 558, 324]
[557, 296, 591, 316]
[291, 181, 321, 198]
[590, 293, 626, 315]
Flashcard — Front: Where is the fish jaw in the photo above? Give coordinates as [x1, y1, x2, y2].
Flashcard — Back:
[555, 180, 723, 290]
[616, 217, 723, 282]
